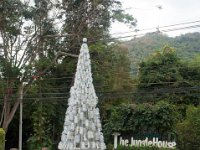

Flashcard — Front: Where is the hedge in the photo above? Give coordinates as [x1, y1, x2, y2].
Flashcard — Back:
[0, 128, 5, 150]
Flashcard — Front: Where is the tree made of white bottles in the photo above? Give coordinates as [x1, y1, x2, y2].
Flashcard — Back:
[58, 38, 106, 150]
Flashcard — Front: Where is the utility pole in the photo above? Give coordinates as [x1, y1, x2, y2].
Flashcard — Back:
[156, 5, 163, 32]
[19, 84, 24, 150]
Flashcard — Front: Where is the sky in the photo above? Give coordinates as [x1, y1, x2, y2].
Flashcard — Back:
[110, 0, 200, 39]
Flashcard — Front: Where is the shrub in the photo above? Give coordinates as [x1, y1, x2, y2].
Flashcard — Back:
[27, 135, 52, 150]
[106, 144, 114, 150]
[176, 106, 200, 150]
[103, 101, 178, 143]
[0, 128, 5, 150]
[27, 102, 53, 150]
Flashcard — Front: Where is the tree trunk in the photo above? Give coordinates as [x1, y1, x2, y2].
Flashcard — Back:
[2, 84, 24, 133]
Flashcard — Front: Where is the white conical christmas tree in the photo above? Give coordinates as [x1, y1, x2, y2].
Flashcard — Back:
[58, 38, 106, 150]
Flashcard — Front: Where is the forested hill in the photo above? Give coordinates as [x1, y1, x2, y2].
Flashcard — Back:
[124, 32, 200, 72]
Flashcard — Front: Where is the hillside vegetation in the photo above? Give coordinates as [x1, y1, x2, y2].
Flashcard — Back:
[124, 32, 200, 73]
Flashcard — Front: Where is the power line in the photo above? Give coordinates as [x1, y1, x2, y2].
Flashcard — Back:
[162, 24, 200, 33]
[0, 80, 199, 94]
[39, 19, 200, 38]
[108, 24, 200, 41]
[0, 86, 199, 104]
[111, 19, 200, 36]
[39, 23, 200, 43]
[0, 64, 200, 83]
[2, 20, 200, 53]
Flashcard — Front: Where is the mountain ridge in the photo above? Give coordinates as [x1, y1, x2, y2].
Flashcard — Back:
[123, 32, 200, 72]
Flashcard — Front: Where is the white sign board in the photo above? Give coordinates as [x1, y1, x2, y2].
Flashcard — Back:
[113, 133, 176, 149]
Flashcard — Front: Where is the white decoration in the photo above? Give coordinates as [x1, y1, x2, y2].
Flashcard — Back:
[71, 123, 75, 131]
[80, 127, 84, 134]
[74, 116, 79, 124]
[96, 132, 100, 140]
[75, 127, 79, 134]
[84, 134, 87, 141]
[58, 38, 106, 150]
[69, 114, 73, 121]
[80, 112, 84, 120]
[88, 131, 94, 139]
[91, 123, 96, 131]
[75, 134, 81, 143]
[85, 119, 89, 127]
[81, 142, 85, 149]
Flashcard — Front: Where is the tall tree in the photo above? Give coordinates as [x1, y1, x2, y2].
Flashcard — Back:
[61, 0, 136, 53]
[0, 0, 76, 133]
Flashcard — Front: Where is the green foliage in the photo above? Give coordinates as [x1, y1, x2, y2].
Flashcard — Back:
[138, 46, 181, 88]
[174, 33, 200, 59]
[0, 0, 27, 36]
[0, 128, 5, 150]
[103, 101, 178, 143]
[176, 106, 200, 150]
[112, 9, 136, 26]
[126, 33, 171, 72]
[106, 144, 114, 150]
[34, 58, 52, 72]
[0, 58, 21, 78]
[178, 56, 200, 106]
[136, 46, 200, 105]
[180, 56, 200, 82]
[126, 32, 200, 73]
[136, 46, 181, 102]
[90, 43, 134, 93]
[27, 136, 52, 150]
[27, 102, 53, 150]
[62, 0, 136, 53]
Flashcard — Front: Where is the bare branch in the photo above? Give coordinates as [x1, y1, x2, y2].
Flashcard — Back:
[58, 51, 78, 58]
[17, 31, 38, 68]
[19, 50, 78, 97]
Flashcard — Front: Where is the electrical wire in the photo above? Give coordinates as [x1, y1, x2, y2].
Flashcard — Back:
[0, 87, 199, 104]
[1, 18, 197, 41]
[111, 19, 200, 35]
[1, 22, 200, 53]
